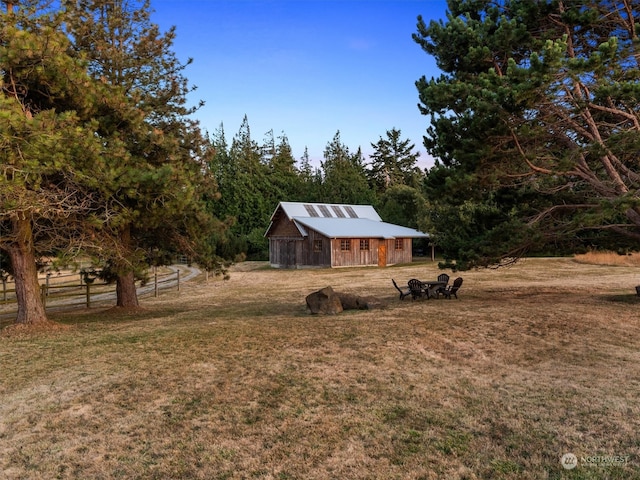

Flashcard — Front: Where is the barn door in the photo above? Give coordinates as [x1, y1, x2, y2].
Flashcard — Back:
[279, 240, 297, 268]
[378, 243, 387, 267]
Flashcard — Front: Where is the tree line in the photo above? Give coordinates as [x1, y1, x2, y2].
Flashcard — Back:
[206, 117, 426, 262]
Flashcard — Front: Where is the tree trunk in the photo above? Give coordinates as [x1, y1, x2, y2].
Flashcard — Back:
[6, 217, 50, 324]
[115, 224, 139, 308]
[116, 270, 139, 308]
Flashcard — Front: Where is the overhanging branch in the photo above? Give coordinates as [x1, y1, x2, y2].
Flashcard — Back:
[527, 203, 599, 226]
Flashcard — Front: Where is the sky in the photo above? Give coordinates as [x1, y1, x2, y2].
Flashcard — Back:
[150, 0, 449, 169]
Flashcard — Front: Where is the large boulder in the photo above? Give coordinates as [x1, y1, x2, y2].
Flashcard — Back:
[306, 286, 343, 315]
[306, 287, 381, 314]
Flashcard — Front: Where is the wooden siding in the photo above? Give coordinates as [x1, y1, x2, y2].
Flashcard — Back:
[268, 221, 332, 268]
[269, 235, 332, 268]
[329, 237, 412, 267]
[303, 230, 332, 267]
[385, 238, 413, 265]
[330, 238, 377, 267]
[270, 235, 414, 268]
[269, 238, 300, 268]
[269, 217, 303, 237]
[268, 214, 305, 268]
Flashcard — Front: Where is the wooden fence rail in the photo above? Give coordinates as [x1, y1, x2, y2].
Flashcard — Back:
[0, 269, 182, 316]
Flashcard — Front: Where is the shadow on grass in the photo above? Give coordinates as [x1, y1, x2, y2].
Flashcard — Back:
[604, 294, 640, 304]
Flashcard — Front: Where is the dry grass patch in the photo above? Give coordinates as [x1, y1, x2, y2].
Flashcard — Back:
[1, 258, 640, 479]
[574, 250, 640, 267]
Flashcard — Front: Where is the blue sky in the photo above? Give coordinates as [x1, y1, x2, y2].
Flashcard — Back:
[150, 0, 449, 168]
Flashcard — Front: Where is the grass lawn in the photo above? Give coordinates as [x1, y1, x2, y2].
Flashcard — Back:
[1, 257, 640, 479]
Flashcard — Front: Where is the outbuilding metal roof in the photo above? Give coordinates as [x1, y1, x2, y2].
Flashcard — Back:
[273, 202, 382, 222]
[269, 202, 428, 239]
[294, 217, 428, 239]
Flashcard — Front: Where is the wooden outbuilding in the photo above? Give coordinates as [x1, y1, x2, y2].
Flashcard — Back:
[265, 202, 429, 268]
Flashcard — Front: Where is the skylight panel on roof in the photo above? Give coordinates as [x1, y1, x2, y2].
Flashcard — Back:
[331, 206, 346, 218]
[344, 206, 358, 218]
[304, 204, 319, 217]
[318, 205, 332, 217]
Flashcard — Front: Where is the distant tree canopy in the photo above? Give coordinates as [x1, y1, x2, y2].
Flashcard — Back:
[414, 0, 640, 270]
[207, 123, 427, 261]
[321, 132, 376, 205]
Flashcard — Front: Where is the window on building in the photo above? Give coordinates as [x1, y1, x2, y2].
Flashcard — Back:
[340, 239, 351, 251]
[313, 240, 323, 252]
[395, 239, 404, 250]
[360, 239, 370, 251]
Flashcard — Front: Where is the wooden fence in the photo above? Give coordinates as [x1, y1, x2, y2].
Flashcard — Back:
[0, 268, 184, 317]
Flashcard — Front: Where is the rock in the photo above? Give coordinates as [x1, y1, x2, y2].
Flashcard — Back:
[337, 292, 370, 310]
[306, 287, 381, 314]
[306, 286, 343, 315]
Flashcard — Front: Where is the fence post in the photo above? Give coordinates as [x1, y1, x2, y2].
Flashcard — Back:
[154, 268, 158, 297]
[177, 269, 180, 292]
[2, 278, 6, 302]
[41, 284, 47, 306]
[86, 283, 91, 308]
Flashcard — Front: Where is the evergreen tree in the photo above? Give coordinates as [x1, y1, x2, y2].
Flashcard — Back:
[0, 0, 132, 323]
[297, 147, 323, 202]
[378, 185, 428, 230]
[414, 0, 640, 269]
[228, 116, 271, 258]
[298, 147, 313, 180]
[378, 184, 431, 255]
[320, 131, 374, 205]
[267, 132, 303, 203]
[204, 123, 247, 261]
[261, 129, 276, 166]
[208, 123, 238, 222]
[63, 0, 216, 306]
[229, 116, 267, 224]
[369, 128, 422, 193]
